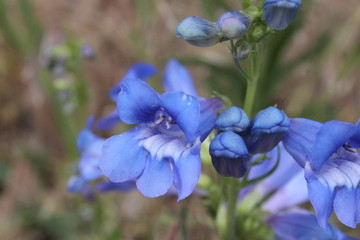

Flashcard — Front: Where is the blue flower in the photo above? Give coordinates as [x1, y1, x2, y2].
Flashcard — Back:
[176, 16, 221, 47]
[282, 118, 360, 228]
[209, 106, 290, 178]
[267, 210, 357, 240]
[263, 0, 302, 30]
[100, 60, 223, 200]
[67, 117, 135, 197]
[216, 11, 250, 39]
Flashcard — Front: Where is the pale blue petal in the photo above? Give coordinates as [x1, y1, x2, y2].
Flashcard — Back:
[310, 120, 357, 171]
[262, 171, 308, 212]
[160, 91, 200, 143]
[163, 59, 198, 96]
[67, 176, 87, 193]
[96, 110, 121, 131]
[96, 181, 136, 193]
[305, 163, 337, 228]
[79, 139, 104, 180]
[198, 97, 224, 141]
[282, 118, 322, 167]
[334, 188, 360, 228]
[267, 210, 351, 240]
[76, 116, 98, 154]
[136, 156, 174, 198]
[100, 126, 150, 182]
[109, 63, 157, 101]
[117, 77, 160, 124]
[173, 143, 201, 201]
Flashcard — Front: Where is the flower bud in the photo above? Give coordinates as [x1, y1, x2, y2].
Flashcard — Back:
[243, 106, 290, 154]
[176, 16, 221, 47]
[216, 11, 250, 39]
[235, 41, 251, 61]
[263, 0, 302, 30]
[210, 131, 250, 178]
[215, 106, 250, 133]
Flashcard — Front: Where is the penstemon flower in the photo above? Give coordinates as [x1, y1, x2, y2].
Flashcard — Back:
[100, 60, 223, 200]
[283, 118, 360, 228]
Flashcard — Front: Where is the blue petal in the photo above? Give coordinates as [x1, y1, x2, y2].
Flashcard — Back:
[262, 171, 308, 212]
[334, 187, 360, 228]
[282, 118, 322, 167]
[349, 120, 360, 148]
[117, 77, 160, 124]
[163, 59, 198, 96]
[160, 91, 200, 143]
[244, 106, 290, 154]
[305, 163, 337, 228]
[198, 97, 224, 141]
[136, 155, 174, 198]
[96, 110, 121, 131]
[173, 143, 201, 201]
[267, 210, 350, 240]
[215, 106, 250, 133]
[209, 131, 250, 178]
[100, 126, 150, 182]
[310, 121, 357, 171]
[79, 139, 104, 180]
[77, 116, 98, 154]
[109, 63, 157, 101]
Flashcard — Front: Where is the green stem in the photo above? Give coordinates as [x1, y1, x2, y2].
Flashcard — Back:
[179, 200, 189, 240]
[225, 179, 238, 240]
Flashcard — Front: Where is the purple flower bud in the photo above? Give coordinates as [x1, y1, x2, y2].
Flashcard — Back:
[210, 131, 250, 178]
[216, 11, 250, 39]
[176, 16, 221, 47]
[263, 0, 302, 30]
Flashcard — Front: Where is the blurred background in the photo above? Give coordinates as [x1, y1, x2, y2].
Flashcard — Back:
[0, 0, 360, 239]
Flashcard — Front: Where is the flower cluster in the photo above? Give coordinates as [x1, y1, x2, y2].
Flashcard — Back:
[209, 106, 290, 178]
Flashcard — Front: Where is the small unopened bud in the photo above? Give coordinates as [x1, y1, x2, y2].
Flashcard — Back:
[176, 16, 221, 47]
[216, 11, 250, 39]
[215, 106, 250, 133]
[235, 41, 251, 61]
[263, 0, 302, 30]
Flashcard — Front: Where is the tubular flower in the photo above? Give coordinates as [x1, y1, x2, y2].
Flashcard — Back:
[209, 106, 290, 178]
[100, 60, 223, 200]
[283, 118, 360, 228]
[263, 0, 302, 30]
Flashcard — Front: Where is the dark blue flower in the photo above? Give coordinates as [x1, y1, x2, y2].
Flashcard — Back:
[216, 11, 250, 39]
[267, 210, 357, 240]
[283, 118, 360, 228]
[100, 61, 223, 200]
[176, 16, 221, 47]
[210, 131, 250, 178]
[263, 0, 302, 30]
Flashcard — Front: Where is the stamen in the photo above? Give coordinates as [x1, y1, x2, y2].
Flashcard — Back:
[155, 114, 165, 125]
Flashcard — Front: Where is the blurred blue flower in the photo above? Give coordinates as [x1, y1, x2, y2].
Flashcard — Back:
[267, 210, 358, 240]
[176, 16, 221, 47]
[209, 106, 289, 178]
[283, 118, 360, 228]
[216, 11, 250, 39]
[263, 0, 302, 30]
[67, 117, 135, 197]
[100, 60, 223, 200]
